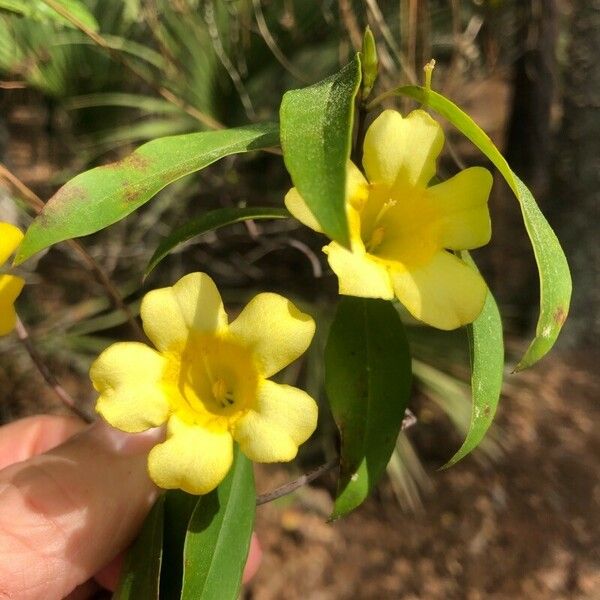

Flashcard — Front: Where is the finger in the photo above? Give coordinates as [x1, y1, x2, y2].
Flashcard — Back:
[0, 415, 85, 470]
[243, 533, 262, 583]
[0, 420, 163, 600]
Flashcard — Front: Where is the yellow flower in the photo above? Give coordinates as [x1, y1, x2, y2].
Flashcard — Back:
[285, 109, 493, 330]
[0, 222, 25, 336]
[90, 272, 317, 495]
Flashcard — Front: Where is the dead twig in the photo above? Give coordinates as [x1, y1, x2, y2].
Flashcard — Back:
[14, 316, 93, 423]
[256, 458, 338, 506]
[40, 0, 223, 130]
[0, 81, 27, 89]
[252, 0, 310, 84]
[256, 409, 417, 506]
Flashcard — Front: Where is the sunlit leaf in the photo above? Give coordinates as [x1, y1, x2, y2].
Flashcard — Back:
[394, 85, 571, 370]
[113, 495, 164, 600]
[181, 449, 255, 600]
[146, 207, 290, 276]
[4, 0, 100, 30]
[442, 253, 504, 467]
[0, 0, 29, 14]
[16, 123, 279, 263]
[325, 297, 412, 519]
[280, 54, 361, 248]
[40, 0, 99, 30]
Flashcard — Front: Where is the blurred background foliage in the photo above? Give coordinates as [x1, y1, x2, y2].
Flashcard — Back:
[0, 0, 597, 564]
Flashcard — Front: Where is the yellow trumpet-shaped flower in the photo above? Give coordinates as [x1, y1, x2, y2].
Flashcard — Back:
[91, 272, 317, 495]
[0, 222, 25, 336]
[285, 109, 493, 330]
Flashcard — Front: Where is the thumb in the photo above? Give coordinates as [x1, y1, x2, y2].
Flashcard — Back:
[0, 420, 163, 600]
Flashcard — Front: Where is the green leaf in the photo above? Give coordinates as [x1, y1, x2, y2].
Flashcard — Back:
[442, 253, 504, 467]
[39, 0, 99, 31]
[15, 123, 279, 263]
[280, 54, 361, 248]
[159, 490, 199, 600]
[146, 207, 290, 276]
[394, 85, 571, 370]
[113, 495, 165, 600]
[181, 448, 255, 600]
[325, 297, 412, 519]
[0, 0, 29, 14]
[2, 0, 101, 30]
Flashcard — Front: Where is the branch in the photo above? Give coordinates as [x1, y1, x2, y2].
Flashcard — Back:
[256, 409, 417, 506]
[14, 316, 93, 423]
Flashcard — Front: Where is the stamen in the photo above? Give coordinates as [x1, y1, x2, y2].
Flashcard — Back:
[212, 379, 227, 400]
[366, 227, 385, 252]
[365, 199, 396, 252]
[373, 199, 397, 227]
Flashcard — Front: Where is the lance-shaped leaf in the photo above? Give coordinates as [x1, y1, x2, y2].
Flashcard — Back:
[113, 495, 165, 600]
[1, 0, 99, 30]
[159, 490, 199, 599]
[181, 448, 255, 600]
[442, 253, 504, 467]
[15, 123, 279, 263]
[146, 207, 290, 276]
[394, 86, 571, 370]
[280, 54, 361, 248]
[325, 297, 412, 519]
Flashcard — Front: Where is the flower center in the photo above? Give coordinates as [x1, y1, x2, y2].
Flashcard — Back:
[167, 333, 259, 428]
[211, 378, 235, 408]
[358, 189, 439, 268]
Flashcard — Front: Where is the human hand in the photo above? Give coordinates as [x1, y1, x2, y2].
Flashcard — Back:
[0, 415, 261, 599]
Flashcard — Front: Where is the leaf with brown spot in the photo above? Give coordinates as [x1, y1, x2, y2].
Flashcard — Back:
[15, 123, 279, 263]
[394, 86, 572, 370]
[442, 253, 504, 468]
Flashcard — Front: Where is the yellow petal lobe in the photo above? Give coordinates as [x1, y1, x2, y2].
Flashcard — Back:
[391, 251, 487, 330]
[141, 272, 227, 352]
[284, 188, 323, 233]
[363, 109, 444, 192]
[148, 414, 233, 494]
[0, 274, 25, 336]
[426, 167, 492, 249]
[91, 342, 171, 432]
[325, 242, 394, 299]
[255, 379, 317, 445]
[229, 293, 315, 378]
[0, 223, 23, 266]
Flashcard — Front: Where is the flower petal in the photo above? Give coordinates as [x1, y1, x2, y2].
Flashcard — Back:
[391, 251, 488, 330]
[233, 379, 316, 463]
[91, 342, 171, 433]
[0, 274, 24, 336]
[324, 242, 394, 299]
[363, 109, 444, 192]
[141, 272, 227, 352]
[285, 161, 369, 235]
[232, 411, 296, 462]
[0, 223, 23, 266]
[255, 379, 317, 444]
[229, 293, 315, 378]
[148, 415, 233, 494]
[284, 188, 323, 233]
[426, 167, 493, 249]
